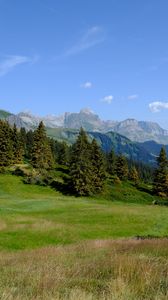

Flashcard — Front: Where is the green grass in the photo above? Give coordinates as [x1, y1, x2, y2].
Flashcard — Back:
[0, 174, 168, 251]
[0, 174, 168, 299]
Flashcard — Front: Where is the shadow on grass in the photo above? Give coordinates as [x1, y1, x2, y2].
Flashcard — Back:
[50, 180, 74, 196]
[134, 184, 153, 196]
[135, 235, 168, 240]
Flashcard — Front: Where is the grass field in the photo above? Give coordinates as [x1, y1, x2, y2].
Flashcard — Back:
[0, 174, 168, 299]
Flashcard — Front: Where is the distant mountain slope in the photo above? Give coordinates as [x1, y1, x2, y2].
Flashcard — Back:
[108, 119, 168, 144]
[46, 127, 156, 164]
[6, 114, 30, 130]
[0, 109, 12, 119]
[0, 109, 30, 129]
[140, 141, 168, 157]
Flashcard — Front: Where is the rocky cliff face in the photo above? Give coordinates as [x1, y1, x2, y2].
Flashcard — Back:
[105, 119, 168, 144]
[64, 109, 104, 131]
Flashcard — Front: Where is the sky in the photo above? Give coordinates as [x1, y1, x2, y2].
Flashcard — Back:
[0, 0, 168, 129]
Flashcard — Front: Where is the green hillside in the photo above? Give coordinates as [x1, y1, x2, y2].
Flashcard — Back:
[0, 174, 166, 251]
[0, 109, 12, 119]
[0, 174, 168, 299]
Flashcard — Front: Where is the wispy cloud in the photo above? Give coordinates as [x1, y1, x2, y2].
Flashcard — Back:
[147, 57, 168, 72]
[101, 95, 113, 104]
[0, 55, 38, 76]
[149, 101, 168, 112]
[65, 26, 105, 56]
[128, 94, 139, 100]
[80, 81, 93, 89]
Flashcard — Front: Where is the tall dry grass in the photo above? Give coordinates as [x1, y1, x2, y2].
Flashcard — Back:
[0, 239, 168, 300]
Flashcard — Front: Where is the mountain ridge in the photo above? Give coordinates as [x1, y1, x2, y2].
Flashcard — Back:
[46, 127, 156, 164]
[1, 108, 168, 144]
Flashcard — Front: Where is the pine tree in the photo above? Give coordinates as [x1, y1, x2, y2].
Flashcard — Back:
[31, 121, 54, 170]
[153, 147, 168, 197]
[0, 121, 13, 167]
[90, 139, 106, 193]
[129, 166, 139, 185]
[69, 128, 92, 196]
[57, 141, 69, 165]
[12, 124, 23, 164]
[115, 154, 128, 181]
[26, 130, 34, 159]
[20, 127, 27, 158]
[106, 149, 116, 175]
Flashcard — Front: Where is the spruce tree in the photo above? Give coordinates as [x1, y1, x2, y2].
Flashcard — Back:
[69, 128, 92, 196]
[57, 141, 69, 166]
[115, 154, 128, 181]
[12, 124, 23, 164]
[106, 149, 116, 175]
[20, 127, 27, 158]
[90, 139, 106, 193]
[26, 130, 34, 159]
[31, 121, 54, 170]
[153, 147, 168, 197]
[0, 121, 13, 167]
[129, 166, 139, 185]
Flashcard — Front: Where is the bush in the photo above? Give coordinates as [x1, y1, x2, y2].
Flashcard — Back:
[23, 170, 54, 186]
[113, 176, 121, 185]
[0, 166, 6, 174]
[23, 173, 45, 186]
[12, 165, 32, 177]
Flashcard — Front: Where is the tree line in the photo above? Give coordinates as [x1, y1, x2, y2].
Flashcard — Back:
[0, 120, 167, 197]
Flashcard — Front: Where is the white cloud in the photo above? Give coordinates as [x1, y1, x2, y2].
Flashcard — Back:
[80, 81, 93, 89]
[0, 55, 38, 76]
[65, 26, 105, 56]
[128, 94, 139, 100]
[101, 95, 113, 104]
[149, 101, 168, 113]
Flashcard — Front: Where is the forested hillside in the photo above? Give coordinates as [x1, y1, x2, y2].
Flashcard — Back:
[0, 120, 167, 200]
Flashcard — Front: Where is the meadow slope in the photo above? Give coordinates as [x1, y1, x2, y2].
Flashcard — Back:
[0, 174, 168, 299]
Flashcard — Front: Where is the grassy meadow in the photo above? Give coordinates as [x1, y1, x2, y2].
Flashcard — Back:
[0, 174, 168, 299]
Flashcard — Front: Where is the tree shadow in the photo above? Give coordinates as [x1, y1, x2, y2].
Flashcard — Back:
[134, 184, 154, 195]
[50, 180, 73, 196]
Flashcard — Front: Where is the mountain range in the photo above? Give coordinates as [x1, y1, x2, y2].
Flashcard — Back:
[1, 108, 168, 165]
[1, 108, 168, 145]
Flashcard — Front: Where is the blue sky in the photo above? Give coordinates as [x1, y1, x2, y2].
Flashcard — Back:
[0, 0, 168, 129]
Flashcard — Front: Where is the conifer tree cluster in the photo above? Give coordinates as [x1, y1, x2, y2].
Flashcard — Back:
[153, 147, 168, 197]
[129, 166, 139, 185]
[0, 120, 23, 167]
[0, 121, 55, 170]
[105, 148, 154, 184]
[69, 128, 106, 196]
[31, 121, 54, 170]
[115, 154, 129, 180]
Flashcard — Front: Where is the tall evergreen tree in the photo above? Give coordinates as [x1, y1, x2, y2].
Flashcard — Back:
[129, 166, 139, 185]
[153, 147, 168, 197]
[31, 121, 54, 170]
[115, 154, 128, 181]
[106, 149, 116, 175]
[20, 127, 27, 158]
[12, 124, 23, 164]
[0, 121, 13, 167]
[69, 128, 92, 196]
[90, 139, 106, 193]
[57, 141, 69, 166]
[26, 130, 34, 159]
